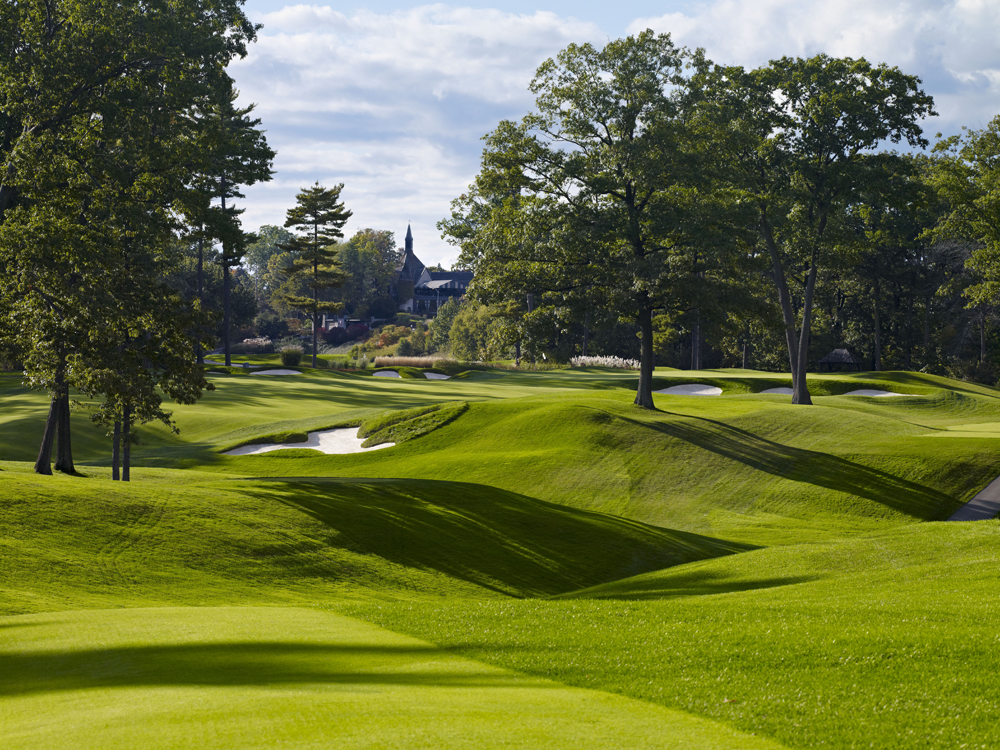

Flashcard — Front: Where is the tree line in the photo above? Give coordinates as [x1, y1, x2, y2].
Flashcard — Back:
[441, 31, 1000, 407]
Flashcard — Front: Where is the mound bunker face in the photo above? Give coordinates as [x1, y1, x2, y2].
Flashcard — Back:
[373, 370, 401, 378]
[654, 384, 723, 396]
[760, 387, 794, 395]
[424, 372, 450, 380]
[224, 427, 393, 456]
[252, 369, 304, 376]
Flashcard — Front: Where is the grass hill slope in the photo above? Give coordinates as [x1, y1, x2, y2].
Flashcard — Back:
[0, 466, 745, 615]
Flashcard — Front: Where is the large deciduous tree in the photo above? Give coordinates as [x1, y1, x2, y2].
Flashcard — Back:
[280, 183, 352, 367]
[442, 31, 716, 408]
[700, 55, 935, 403]
[0, 0, 259, 474]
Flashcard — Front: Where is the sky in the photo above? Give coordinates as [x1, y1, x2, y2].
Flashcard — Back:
[232, 0, 1000, 268]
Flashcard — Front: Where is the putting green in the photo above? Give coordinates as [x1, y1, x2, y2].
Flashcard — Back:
[0, 606, 784, 750]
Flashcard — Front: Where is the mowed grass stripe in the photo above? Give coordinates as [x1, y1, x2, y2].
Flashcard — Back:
[0, 606, 786, 750]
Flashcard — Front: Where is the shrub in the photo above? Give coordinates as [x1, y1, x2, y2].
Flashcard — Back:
[323, 327, 350, 346]
[346, 323, 369, 340]
[280, 346, 303, 366]
[396, 337, 415, 357]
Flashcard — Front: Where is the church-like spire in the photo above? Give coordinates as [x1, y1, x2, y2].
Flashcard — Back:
[405, 223, 413, 255]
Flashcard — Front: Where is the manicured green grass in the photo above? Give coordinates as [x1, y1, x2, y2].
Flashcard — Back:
[3, 366, 1000, 748]
[1, 606, 784, 750]
[348, 520, 1000, 750]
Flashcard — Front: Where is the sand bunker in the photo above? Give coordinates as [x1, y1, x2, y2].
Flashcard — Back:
[373, 370, 401, 378]
[842, 389, 905, 397]
[654, 384, 723, 396]
[761, 387, 793, 395]
[424, 372, 450, 380]
[224, 427, 393, 456]
[252, 369, 303, 376]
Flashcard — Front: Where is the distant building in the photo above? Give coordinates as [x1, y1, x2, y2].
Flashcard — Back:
[391, 225, 473, 315]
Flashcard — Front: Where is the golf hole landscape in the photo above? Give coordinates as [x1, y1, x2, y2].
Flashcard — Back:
[2, 365, 1000, 749]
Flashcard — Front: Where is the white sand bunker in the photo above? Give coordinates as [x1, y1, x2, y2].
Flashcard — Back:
[252, 369, 303, 376]
[842, 389, 905, 397]
[654, 384, 723, 396]
[424, 372, 450, 380]
[224, 427, 393, 456]
[761, 387, 793, 395]
[373, 370, 401, 378]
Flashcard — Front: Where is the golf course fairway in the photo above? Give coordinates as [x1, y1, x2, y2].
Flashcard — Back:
[2, 366, 999, 748]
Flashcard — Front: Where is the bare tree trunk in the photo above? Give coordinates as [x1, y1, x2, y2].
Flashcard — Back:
[634, 306, 655, 409]
[582, 308, 590, 357]
[526, 292, 535, 364]
[112, 421, 121, 481]
[34, 396, 58, 475]
[312, 260, 319, 368]
[54, 389, 74, 474]
[742, 338, 750, 370]
[122, 404, 132, 483]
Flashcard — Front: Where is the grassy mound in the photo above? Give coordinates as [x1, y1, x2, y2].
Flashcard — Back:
[0, 468, 744, 614]
[228, 386, 1000, 545]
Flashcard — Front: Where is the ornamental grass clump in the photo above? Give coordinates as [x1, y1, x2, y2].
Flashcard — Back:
[570, 355, 640, 370]
[280, 346, 303, 367]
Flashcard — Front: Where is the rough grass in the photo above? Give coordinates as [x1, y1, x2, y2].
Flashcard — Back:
[358, 402, 468, 447]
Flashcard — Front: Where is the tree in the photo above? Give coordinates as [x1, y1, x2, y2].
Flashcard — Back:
[337, 228, 397, 317]
[244, 225, 293, 307]
[700, 55, 935, 403]
[280, 184, 352, 367]
[442, 31, 714, 408]
[0, 0, 258, 474]
[929, 117, 1000, 311]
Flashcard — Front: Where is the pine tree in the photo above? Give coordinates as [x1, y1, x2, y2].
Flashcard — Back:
[280, 183, 352, 367]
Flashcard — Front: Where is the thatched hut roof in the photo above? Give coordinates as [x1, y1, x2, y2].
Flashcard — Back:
[819, 348, 862, 365]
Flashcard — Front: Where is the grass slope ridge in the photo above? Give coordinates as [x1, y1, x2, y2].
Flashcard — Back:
[0, 468, 744, 614]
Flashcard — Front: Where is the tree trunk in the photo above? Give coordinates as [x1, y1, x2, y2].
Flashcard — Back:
[122, 405, 132, 482]
[690, 310, 701, 370]
[582, 309, 590, 357]
[526, 292, 535, 364]
[760, 215, 800, 381]
[54, 389, 74, 474]
[34, 396, 59, 475]
[873, 290, 882, 372]
[112, 421, 121, 481]
[742, 338, 750, 370]
[791, 259, 818, 406]
[634, 306, 655, 409]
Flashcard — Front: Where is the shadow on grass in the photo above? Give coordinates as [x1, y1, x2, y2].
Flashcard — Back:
[566, 569, 818, 601]
[610, 410, 956, 520]
[243, 478, 754, 598]
[0, 642, 541, 696]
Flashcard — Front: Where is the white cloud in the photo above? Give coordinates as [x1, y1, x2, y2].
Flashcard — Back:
[231, 5, 603, 265]
[630, 0, 1000, 128]
[230, 2, 1000, 268]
